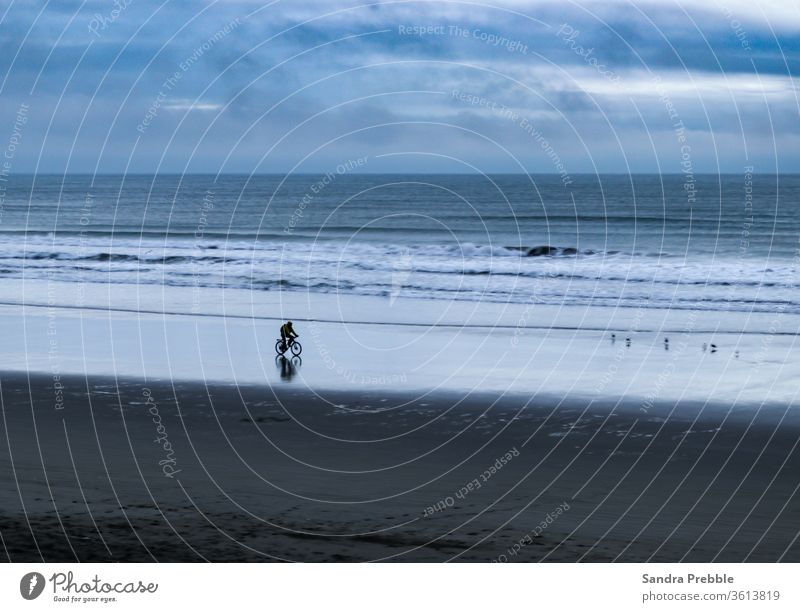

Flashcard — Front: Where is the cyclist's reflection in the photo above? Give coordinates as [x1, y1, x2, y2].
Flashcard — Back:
[277, 355, 302, 381]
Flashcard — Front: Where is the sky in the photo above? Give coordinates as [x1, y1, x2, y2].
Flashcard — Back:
[0, 0, 798, 174]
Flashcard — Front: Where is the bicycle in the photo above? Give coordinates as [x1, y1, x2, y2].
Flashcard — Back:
[275, 337, 302, 357]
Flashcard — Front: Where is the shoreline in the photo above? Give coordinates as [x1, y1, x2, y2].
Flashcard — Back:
[2, 372, 798, 562]
[1, 281, 800, 405]
[7, 295, 800, 335]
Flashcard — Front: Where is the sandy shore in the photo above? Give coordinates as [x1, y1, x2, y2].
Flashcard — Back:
[1, 372, 798, 562]
[2, 278, 800, 412]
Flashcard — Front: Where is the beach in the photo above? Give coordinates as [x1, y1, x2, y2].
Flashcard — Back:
[2, 371, 798, 562]
[1, 282, 799, 562]
[1, 174, 799, 562]
[3, 278, 800, 404]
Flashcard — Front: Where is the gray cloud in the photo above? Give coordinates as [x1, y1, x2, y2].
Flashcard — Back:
[0, 0, 797, 173]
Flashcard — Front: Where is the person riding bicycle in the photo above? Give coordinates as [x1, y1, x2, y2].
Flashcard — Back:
[280, 321, 298, 352]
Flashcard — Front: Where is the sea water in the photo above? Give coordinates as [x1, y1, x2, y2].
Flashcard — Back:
[0, 173, 797, 315]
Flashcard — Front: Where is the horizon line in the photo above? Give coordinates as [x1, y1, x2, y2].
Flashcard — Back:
[7, 172, 799, 176]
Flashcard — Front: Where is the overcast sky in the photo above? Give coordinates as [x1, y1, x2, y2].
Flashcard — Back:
[0, 0, 798, 173]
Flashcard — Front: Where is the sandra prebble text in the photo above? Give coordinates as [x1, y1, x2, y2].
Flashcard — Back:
[642, 573, 734, 584]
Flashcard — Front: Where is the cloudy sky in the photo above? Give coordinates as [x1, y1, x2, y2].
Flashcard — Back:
[0, 0, 798, 173]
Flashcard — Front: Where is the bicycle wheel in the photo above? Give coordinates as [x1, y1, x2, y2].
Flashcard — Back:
[275, 339, 286, 355]
[290, 341, 302, 356]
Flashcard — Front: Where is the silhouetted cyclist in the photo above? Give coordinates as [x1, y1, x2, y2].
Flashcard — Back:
[280, 321, 298, 352]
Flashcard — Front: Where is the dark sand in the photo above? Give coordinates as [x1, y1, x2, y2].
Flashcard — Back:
[1, 372, 799, 562]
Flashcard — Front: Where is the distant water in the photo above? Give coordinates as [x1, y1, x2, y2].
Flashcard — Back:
[1, 173, 799, 313]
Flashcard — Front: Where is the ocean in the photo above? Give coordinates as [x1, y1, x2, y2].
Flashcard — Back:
[1, 173, 798, 314]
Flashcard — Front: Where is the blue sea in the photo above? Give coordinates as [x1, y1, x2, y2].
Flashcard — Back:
[0, 173, 798, 314]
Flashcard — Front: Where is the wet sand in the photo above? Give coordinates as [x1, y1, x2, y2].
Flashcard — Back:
[1, 372, 798, 562]
[5, 281, 800, 406]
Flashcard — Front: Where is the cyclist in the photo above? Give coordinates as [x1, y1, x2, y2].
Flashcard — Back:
[280, 321, 298, 352]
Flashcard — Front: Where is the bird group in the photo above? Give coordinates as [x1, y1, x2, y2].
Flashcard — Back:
[610, 334, 733, 356]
